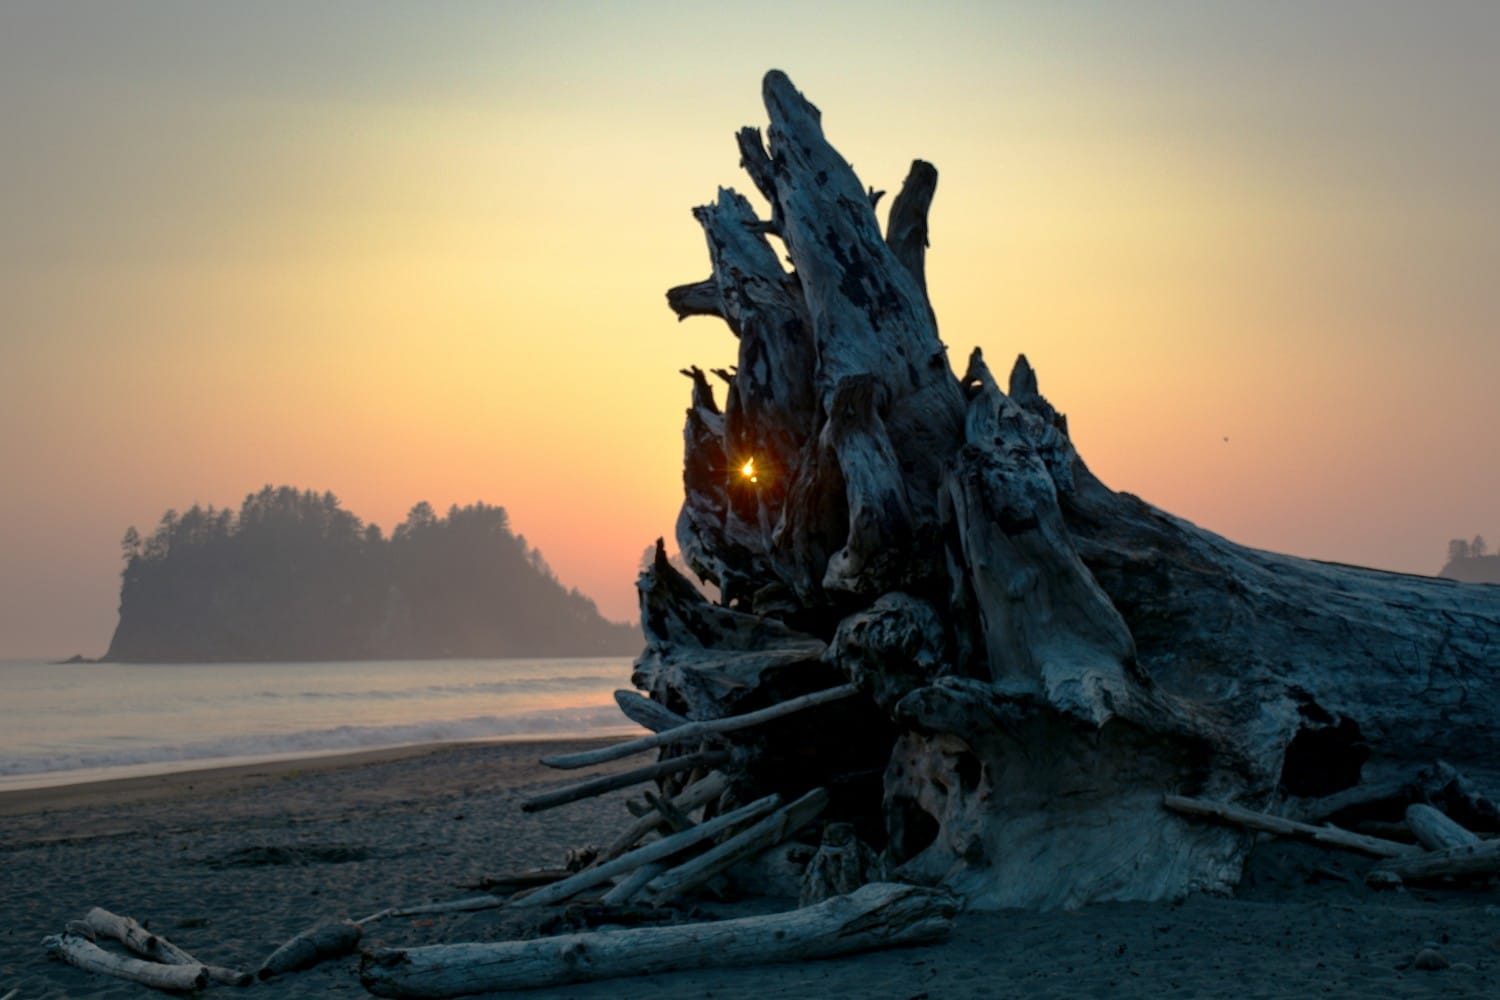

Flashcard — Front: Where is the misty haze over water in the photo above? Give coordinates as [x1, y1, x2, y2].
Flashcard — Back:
[0, 657, 639, 791]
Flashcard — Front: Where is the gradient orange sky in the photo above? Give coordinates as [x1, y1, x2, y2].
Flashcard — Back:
[2, 2, 1497, 658]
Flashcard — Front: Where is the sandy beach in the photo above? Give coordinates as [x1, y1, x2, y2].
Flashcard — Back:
[2, 740, 1496, 998]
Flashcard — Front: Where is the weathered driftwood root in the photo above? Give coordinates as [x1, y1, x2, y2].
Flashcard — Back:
[644, 788, 829, 903]
[1405, 804, 1480, 852]
[1369, 838, 1500, 884]
[360, 883, 957, 998]
[1162, 795, 1418, 858]
[44, 932, 209, 991]
[542, 683, 858, 769]
[512, 794, 781, 909]
[81, 907, 251, 986]
[521, 749, 728, 813]
[614, 689, 690, 733]
[257, 919, 361, 980]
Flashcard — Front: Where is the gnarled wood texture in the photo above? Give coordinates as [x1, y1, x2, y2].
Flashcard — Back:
[635, 69, 1500, 909]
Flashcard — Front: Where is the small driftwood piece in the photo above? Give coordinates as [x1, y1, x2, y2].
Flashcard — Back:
[2, 987, 19, 1000]
[645, 790, 695, 832]
[1369, 837, 1500, 884]
[542, 684, 859, 769]
[460, 868, 572, 893]
[360, 882, 957, 998]
[614, 690, 690, 733]
[800, 822, 885, 906]
[257, 919, 361, 980]
[1405, 804, 1480, 852]
[44, 932, 208, 991]
[600, 862, 666, 905]
[521, 750, 728, 813]
[511, 794, 781, 909]
[1163, 795, 1419, 858]
[389, 896, 507, 919]
[81, 907, 251, 986]
[645, 788, 829, 902]
[599, 771, 728, 862]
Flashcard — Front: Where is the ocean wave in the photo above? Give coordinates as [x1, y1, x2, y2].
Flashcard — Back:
[0, 705, 634, 777]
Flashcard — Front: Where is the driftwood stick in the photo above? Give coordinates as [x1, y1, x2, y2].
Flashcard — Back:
[44, 933, 208, 991]
[81, 907, 252, 986]
[1370, 837, 1500, 883]
[388, 896, 507, 919]
[600, 862, 666, 906]
[361, 882, 958, 998]
[257, 920, 361, 980]
[1163, 794, 1419, 858]
[460, 868, 572, 893]
[1405, 804, 1480, 852]
[543, 684, 859, 770]
[645, 791, 695, 833]
[2, 987, 19, 1000]
[600, 771, 728, 862]
[511, 794, 781, 909]
[613, 690, 690, 733]
[521, 750, 728, 813]
[646, 788, 829, 902]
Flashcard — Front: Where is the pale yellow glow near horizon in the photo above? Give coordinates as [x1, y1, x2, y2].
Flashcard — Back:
[1, 2, 1497, 657]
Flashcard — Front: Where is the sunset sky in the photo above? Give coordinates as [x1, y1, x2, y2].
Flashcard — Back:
[2, 2, 1497, 658]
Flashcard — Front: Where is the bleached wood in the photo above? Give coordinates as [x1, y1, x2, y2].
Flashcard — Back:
[613, 690, 689, 734]
[257, 920, 361, 979]
[1370, 837, 1500, 883]
[388, 896, 506, 918]
[1163, 795, 1418, 858]
[646, 788, 828, 902]
[599, 771, 728, 862]
[1405, 804, 1480, 851]
[360, 883, 957, 998]
[521, 750, 728, 813]
[82, 907, 250, 985]
[543, 684, 858, 769]
[599, 862, 665, 905]
[511, 793, 781, 909]
[44, 933, 208, 991]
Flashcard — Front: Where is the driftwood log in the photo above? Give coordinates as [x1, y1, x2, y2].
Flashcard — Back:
[1369, 838, 1500, 884]
[614, 68, 1500, 909]
[81, 907, 251, 985]
[1404, 804, 1480, 852]
[44, 933, 208, 991]
[360, 883, 957, 998]
[257, 919, 361, 979]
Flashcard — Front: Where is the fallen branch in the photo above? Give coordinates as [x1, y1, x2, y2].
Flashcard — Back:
[44, 932, 208, 991]
[511, 793, 781, 909]
[82, 907, 251, 986]
[1369, 837, 1500, 883]
[388, 896, 507, 919]
[646, 788, 829, 902]
[521, 750, 729, 813]
[1405, 804, 1480, 852]
[258, 919, 361, 980]
[600, 862, 666, 905]
[614, 690, 690, 733]
[1163, 794, 1419, 858]
[543, 684, 859, 770]
[599, 771, 728, 861]
[361, 882, 957, 997]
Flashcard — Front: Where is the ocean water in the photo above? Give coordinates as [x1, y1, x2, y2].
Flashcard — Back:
[0, 657, 640, 791]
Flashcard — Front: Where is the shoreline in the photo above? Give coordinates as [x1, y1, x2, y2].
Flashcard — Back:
[0, 735, 618, 824]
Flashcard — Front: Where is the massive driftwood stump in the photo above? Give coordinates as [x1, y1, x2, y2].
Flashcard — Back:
[636, 69, 1500, 909]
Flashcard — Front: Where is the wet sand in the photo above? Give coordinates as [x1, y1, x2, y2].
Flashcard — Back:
[2, 740, 1495, 998]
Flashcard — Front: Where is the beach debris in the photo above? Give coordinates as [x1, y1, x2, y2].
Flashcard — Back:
[643, 788, 829, 903]
[1295, 761, 1500, 833]
[613, 689, 691, 733]
[1, 987, 19, 1000]
[512, 793, 782, 909]
[599, 770, 728, 861]
[458, 867, 574, 893]
[519, 748, 728, 813]
[359, 882, 957, 998]
[1405, 804, 1481, 852]
[1413, 947, 1451, 971]
[81, 907, 251, 986]
[1367, 837, 1500, 884]
[541, 683, 858, 770]
[386, 896, 508, 919]
[44, 931, 209, 992]
[1162, 795, 1419, 858]
[800, 822, 885, 906]
[1365, 870, 1404, 891]
[257, 919, 361, 980]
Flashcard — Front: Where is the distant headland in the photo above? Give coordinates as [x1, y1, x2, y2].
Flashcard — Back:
[104, 486, 639, 662]
[1439, 536, 1500, 585]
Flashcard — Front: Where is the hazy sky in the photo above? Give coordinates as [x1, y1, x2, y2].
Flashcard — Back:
[2, 1, 1497, 658]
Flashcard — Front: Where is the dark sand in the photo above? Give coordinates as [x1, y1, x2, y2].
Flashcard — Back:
[2, 740, 1496, 998]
